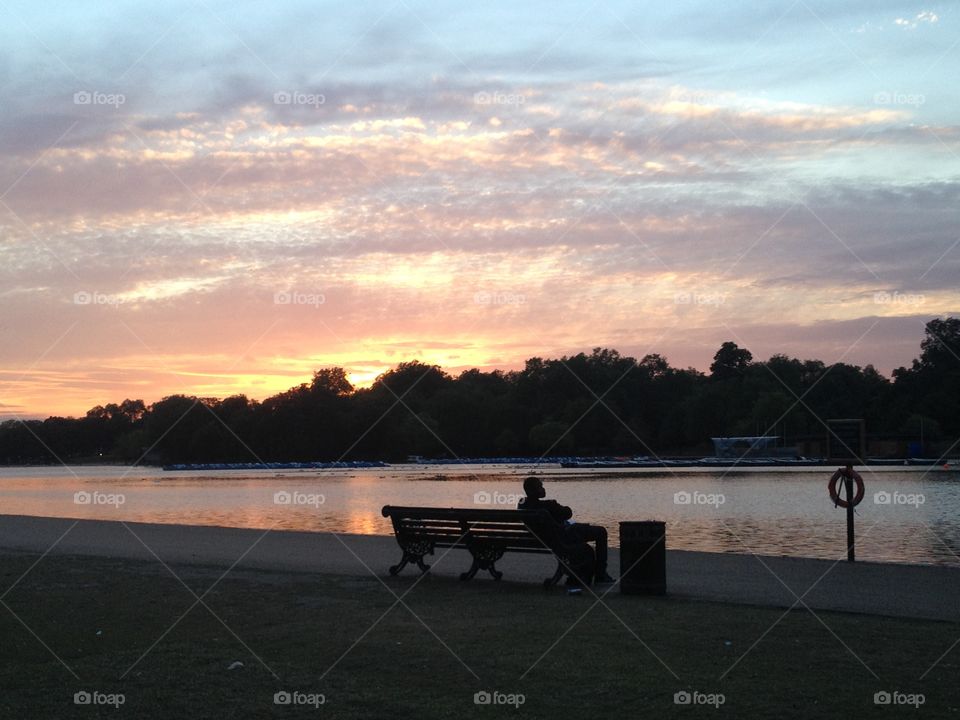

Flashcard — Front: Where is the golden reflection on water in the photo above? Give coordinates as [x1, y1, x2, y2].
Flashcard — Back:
[342, 511, 386, 536]
[1, 465, 959, 565]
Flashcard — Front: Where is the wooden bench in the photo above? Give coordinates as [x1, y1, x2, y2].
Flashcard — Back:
[380, 505, 577, 586]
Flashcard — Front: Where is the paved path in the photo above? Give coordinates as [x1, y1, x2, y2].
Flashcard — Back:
[1, 514, 957, 622]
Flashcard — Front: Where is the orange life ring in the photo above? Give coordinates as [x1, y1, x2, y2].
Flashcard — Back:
[828, 468, 864, 508]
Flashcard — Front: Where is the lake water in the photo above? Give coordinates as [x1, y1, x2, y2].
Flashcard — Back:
[1, 464, 959, 566]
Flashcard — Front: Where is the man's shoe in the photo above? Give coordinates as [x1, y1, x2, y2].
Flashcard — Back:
[595, 572, 616, 584]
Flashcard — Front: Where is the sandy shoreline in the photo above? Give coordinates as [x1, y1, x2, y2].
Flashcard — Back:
[0, 513, 957, 622]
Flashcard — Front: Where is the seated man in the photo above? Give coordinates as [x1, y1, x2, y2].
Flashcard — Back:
[518, 476, 614, 585]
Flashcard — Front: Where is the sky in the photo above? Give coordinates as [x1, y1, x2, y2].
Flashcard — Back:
[0, 0, 958, 418]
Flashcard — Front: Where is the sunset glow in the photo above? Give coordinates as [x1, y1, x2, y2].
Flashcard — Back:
[1, 1, 958, 417]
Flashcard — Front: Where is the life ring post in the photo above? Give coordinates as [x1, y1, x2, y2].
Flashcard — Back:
[825, 419, 867, 563]
[843, 465, 856, 562]
[828, 464, 864, 562]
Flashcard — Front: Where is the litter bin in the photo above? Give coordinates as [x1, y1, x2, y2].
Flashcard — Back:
[619, 521, 666, 595]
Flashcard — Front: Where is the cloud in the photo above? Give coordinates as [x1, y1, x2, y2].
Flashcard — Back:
[0, 80, 940, 228]
[895, 11, 940, 29]
[1, 2, 958, 416]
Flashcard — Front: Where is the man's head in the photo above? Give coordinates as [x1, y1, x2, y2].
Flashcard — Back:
[523, 476, 545, 499]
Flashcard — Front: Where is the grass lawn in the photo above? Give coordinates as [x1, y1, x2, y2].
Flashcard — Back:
[0, 550, 957, 718]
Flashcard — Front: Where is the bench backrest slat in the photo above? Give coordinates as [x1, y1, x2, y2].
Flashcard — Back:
[382, 505, 563, 552]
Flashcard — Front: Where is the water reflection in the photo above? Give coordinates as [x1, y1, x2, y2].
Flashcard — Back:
[2, 464, 959, 566]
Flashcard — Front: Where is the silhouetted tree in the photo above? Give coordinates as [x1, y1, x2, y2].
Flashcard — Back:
[710, 341, 753, 380]
[1, 320, 956, 464]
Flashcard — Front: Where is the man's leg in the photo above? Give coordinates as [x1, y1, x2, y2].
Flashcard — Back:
[568, 524, 609, 579]
[561, 541, 594, 587]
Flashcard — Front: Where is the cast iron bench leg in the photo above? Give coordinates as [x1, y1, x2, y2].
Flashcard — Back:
[460, 556, 480, 581]
[460, 546, 503, 580]
[461, 547, 505, 581]
[459, 559, 503, 580]
[389, 547, 432, 576]
[543, 558, 565, 588]
[388, 555, 408, 576]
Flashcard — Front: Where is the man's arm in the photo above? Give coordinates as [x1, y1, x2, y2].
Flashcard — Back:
[543, 499, 573, 522]
[519, 497, 573, 523]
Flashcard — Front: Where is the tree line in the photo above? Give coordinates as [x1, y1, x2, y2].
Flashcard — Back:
[1, 318, 957, 465]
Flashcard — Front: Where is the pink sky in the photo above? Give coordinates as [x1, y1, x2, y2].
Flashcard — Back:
[1, 2, 958, 417]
